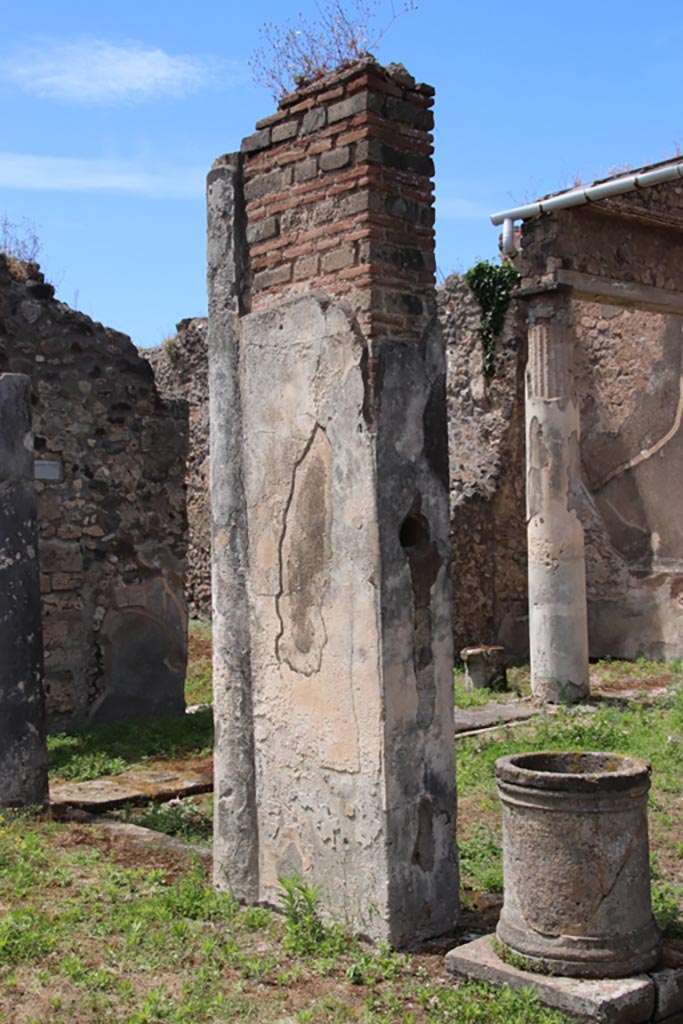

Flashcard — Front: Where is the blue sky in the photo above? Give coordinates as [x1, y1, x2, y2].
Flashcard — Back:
[2, 0, 682, 348]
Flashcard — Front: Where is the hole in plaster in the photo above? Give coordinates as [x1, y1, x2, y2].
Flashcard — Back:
[399, 512, 429, 549]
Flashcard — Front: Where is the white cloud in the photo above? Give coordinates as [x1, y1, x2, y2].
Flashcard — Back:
[0, 152, 205, 198]
[0, 38, 229, 104]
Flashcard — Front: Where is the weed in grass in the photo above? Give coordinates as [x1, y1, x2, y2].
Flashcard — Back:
[160, 861, 238, 922]
[278, 874, 351, 961]
[48, 746, 129, 781]
[240, 903, 273, 931]
[419, 979, 567, 1023]
[453, 675, 498, 709]
[0, 910, 54, 965]
[61, 954, 117, 990]
[345, 943, 407, 985]
[279, 874, 326, 954]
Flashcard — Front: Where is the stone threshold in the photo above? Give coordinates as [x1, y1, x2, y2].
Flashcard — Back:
[58, 807, 212, 863]
[50, 763, 213, 812]
[445, 934, 683, 1024]
[454, 700, 543, 736]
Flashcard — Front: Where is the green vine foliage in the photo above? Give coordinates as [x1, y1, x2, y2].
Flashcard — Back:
[464, 260, 520, 379]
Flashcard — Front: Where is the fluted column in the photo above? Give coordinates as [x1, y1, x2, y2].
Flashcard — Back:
[525, 304, 589, 702]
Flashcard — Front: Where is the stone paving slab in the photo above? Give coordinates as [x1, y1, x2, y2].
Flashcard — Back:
[50, 764, 213, 811]
[445, 934, 655, 1023]
[61, 807, 212, 863]
[454, 701, 540, 735]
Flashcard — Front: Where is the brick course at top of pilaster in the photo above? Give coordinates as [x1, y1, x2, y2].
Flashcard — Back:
[240, 59, 437, 343]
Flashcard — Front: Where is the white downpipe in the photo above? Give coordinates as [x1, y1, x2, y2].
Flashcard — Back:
[492, 160, 683, 254]
[501, 217, 515, 254]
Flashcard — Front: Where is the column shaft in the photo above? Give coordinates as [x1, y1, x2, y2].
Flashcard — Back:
[526, 316, 589, 702]
[207, 155, 259, 901]
[0, 373, 48, 805]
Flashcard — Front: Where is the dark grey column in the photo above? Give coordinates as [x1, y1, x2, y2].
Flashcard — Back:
[207, 154, 259, 900]
[0, 373, 48, 806]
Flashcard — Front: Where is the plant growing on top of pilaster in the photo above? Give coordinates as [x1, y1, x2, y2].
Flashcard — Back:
[464, 259, 520, 379]
[249, 0, 417, 100]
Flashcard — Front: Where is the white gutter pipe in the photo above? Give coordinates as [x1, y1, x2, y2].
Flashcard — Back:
[491, 160, 683, 254]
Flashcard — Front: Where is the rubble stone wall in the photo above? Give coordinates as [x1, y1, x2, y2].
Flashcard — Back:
[147, 319, 210, 617]
[0, 256, 189, 729]
[440, 275, 528, 657]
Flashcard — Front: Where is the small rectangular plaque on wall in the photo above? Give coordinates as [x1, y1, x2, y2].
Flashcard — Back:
[34, 459, 64, 482]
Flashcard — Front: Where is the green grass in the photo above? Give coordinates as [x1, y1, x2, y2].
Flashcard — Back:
[186, 618, 213, 706]
[0, 812, 570, 1024]
[30, 649, 683, 1022]
[48, 707, 213, 782]
[453, 672, 499, 708]
[456, 684, 683, 797]
[119, 797, 213, 844]
[458, 825, 504, 894]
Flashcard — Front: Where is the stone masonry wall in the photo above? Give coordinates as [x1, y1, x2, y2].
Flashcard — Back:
[440, 275, 528, 657]
[147, 319, 210, 616]
[0, 256, 189, 729]
[519, 172, 683, 295]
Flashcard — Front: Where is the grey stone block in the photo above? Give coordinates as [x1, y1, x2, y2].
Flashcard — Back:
[241, 129, 271, 154]
[327, 92, 367, 123]
[445, 935, 655, 1024]
[301, 107, 327, 134]
[246, 216, 279, 245]
[652, 958, 683, 1020]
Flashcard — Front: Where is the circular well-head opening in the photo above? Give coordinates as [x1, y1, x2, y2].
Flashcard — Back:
[496, 750, 651, 792]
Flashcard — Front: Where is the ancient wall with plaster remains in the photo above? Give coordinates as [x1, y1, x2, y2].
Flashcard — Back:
[0, 255, 189, 728]
[441, 173, 683, 660]
[574, 301, 683, 659]
[442, 274, 683, 660]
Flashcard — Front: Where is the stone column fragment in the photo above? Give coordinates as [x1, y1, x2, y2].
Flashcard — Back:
[0, 373, 48, 805]
[526, 310, 589, 702]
